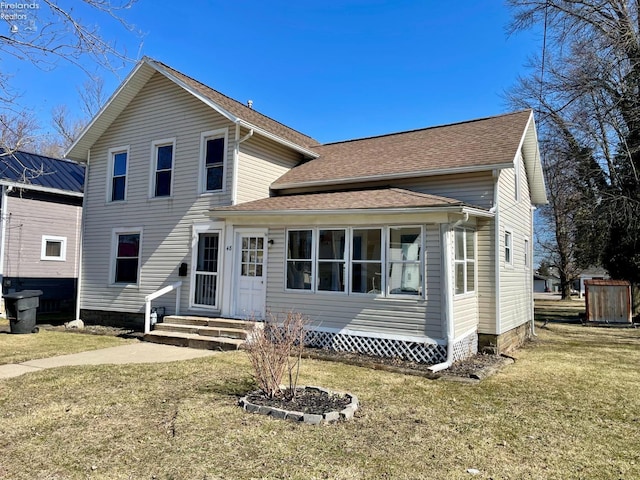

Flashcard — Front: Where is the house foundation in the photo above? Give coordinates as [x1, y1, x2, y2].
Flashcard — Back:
[80, 309, 144, 330]
[478, 322, 532, 355]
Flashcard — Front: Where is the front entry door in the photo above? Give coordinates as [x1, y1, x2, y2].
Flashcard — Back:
[235, 232, 267, 319]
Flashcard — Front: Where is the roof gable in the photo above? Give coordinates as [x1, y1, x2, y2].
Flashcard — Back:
[66, 57, 319, 162]
[0, 150, 85, 195]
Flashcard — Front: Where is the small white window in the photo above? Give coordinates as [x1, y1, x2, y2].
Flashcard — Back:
[41, 235, 67, 261]
[505, 230, 513, 266]
[454, 228, 475, 295]
[524, 238, 530, 268]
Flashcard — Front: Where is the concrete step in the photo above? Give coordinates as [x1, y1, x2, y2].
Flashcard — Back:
[143, 330, 244, 351]
[162, 315, 256, 330]
[154, 322, 248, 340]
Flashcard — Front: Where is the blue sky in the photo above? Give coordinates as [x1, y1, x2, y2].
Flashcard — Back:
[5, 0, 542, 144]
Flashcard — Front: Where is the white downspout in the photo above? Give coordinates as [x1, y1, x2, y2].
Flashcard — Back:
[430, 212, 469, 373]
[0, 185, 8, 280]
[75, 150, 89, 322]
[232, 125, 254, 205]
[530, 205, 537, 336]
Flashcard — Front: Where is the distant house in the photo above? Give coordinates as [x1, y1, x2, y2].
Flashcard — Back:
[0, 150, 84, 314]
[66, 57, 547, 366]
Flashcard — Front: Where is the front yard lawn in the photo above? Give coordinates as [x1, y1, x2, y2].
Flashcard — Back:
[0, 318, 135, 365]
[0, 321, 639, 479]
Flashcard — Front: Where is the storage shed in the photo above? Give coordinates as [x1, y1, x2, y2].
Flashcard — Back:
[584, 280, 632, 324]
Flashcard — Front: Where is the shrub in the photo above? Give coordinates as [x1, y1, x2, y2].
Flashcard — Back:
[244, 311, 307, 399]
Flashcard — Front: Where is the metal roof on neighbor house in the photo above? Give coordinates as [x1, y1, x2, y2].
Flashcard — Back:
[0, 150, 85, 194]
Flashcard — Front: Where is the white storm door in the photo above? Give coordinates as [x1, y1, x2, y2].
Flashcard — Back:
[193, 232, 220, 308]
[234, 231, 267, 319]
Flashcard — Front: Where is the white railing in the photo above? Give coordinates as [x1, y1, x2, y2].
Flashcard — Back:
[144, 281, 182, 334]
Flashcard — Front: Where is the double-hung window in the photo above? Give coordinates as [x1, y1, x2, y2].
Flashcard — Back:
[454, 228, 476, 295]
[505, 230, 513, 266]
[201, 129, 227, 193]
[109, 147, 128, 202]
[112, 229, 141, 285]
[286, 230, 313, 290]
[152, 140, 175, 197]
[317, 229, 346, 292]
[387, 227, 422, 296]
[351, 229, 382, 294]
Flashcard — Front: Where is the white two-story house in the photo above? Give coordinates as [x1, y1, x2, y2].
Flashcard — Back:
[66, 57, 547, 367]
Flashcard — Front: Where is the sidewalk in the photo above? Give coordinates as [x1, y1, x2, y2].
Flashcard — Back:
[0, 342, 218, 379]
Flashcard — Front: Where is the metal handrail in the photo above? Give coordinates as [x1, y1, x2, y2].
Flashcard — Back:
[144, 281, 182, 334]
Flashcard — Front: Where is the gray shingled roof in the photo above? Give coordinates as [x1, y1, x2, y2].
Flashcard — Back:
[211, 188, 473, 213]
[0, 150, 85, 194]
[272, 110, 532, 189]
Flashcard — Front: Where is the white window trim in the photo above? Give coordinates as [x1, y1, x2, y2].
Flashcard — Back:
[349, 227, 384, 296]
[106, 146, 130, 203]
[284, 226, 425, 299]
[199, 128, 228, 194]
[109, 227, 143, 287]
[386, 225, 424, 299]
[41, 235, 67, 261]
[149, 138, 176, 199]
[505, 229, 513, 267]
[524, 237, 530, 269]
[453, 227, 476, 296]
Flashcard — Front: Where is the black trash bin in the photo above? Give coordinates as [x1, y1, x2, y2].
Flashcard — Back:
[3, 290, 43, 334]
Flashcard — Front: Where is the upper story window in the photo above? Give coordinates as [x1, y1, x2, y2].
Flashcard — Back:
[151, 139, 175, 198]
[200, 129, 227, 193]
[505, 230, 513, 266]
[454, 228, 476, 295]
[41, 235, 67, 261]
[108, 147, 129, 202]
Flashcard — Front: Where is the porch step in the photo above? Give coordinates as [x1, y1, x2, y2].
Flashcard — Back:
[143, 330, 244, 351]
[143, 315, 259, 351]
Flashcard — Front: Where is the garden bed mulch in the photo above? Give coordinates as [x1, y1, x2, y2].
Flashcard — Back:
[245, 387, 352, 416]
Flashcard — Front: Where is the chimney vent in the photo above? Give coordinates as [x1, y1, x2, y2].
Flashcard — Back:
[247, 100, 253, 109]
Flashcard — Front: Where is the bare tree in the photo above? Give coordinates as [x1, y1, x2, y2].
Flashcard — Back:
[508, 0, 640, 287]
[0, 1, 140, 155]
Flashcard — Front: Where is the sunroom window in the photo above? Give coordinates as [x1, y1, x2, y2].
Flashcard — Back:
[286, 230, 313, 290]
[317, 229, 346, 292]
[351, 228, 382, 294]
[387, 227, 422, 296]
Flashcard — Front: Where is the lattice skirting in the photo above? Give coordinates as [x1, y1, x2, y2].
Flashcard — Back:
[452, 330, 478, 363]
[304, 329, 448, 365]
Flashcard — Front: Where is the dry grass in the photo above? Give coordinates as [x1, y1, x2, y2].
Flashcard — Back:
[0, 320, 134, 365]
[0, 322, 639, 479]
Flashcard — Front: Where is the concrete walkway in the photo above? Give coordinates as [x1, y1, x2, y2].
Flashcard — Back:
[0, 342, 218, 379]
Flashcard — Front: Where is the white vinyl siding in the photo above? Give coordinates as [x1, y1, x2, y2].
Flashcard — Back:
[495, 150, 534, 334]
[236, 132, 301, 204]
[268, 224, 443, 340]
[80, 72, 237, 314]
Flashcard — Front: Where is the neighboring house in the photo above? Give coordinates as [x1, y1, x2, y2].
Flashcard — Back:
[0, 150, 84, 314]
[575, 267, 609, 298]
[66, 57, 547, 366]
[534, 273, 560, 293]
